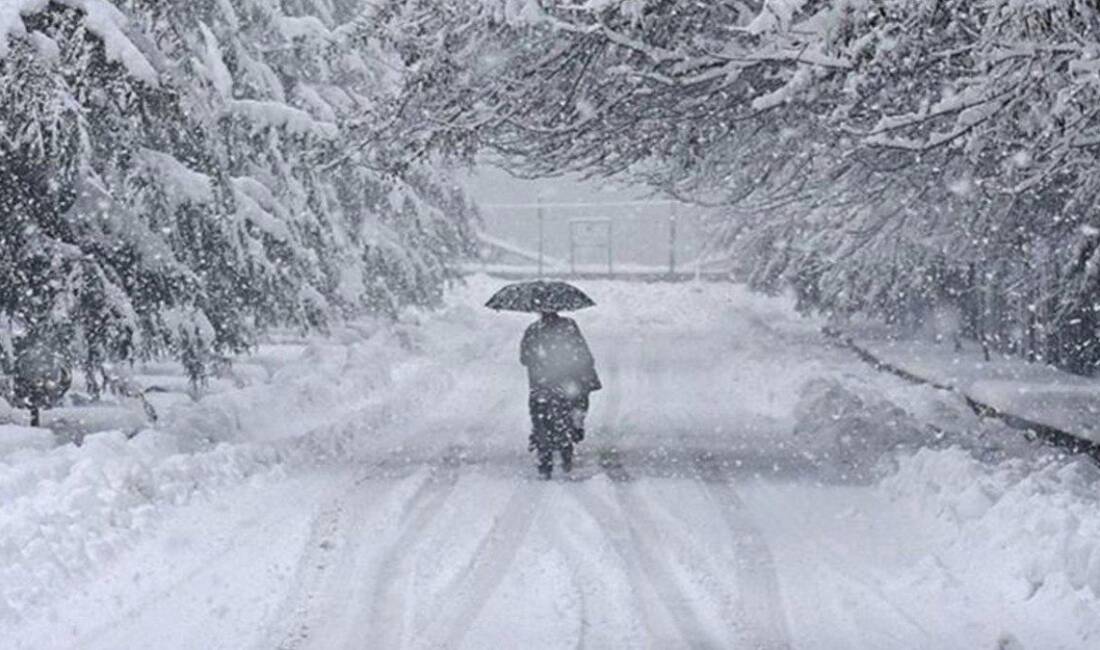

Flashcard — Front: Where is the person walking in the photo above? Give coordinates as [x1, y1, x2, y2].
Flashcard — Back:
[521, 310, 601, 478]
[485, 280, 600, 479]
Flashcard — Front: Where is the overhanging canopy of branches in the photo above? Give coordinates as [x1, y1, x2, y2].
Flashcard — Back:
[364, 0, 1100, 369]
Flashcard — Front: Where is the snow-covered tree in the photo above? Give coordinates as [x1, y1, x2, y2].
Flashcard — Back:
[1, 0, 476, 397]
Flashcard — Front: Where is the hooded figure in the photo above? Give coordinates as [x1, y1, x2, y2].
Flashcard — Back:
[520, 311, 601, 478]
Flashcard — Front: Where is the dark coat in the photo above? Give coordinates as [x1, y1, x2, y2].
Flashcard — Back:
[520, 314, 601, 397]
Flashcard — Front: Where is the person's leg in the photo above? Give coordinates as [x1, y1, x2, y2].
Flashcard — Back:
[530, 390, 554, 478]
[570, 393, 589, 442]
[537, 447, 554, 479]
[559, 443, 573, 473]
[528, 390, 545, 449]
[546, 393, 574, 473]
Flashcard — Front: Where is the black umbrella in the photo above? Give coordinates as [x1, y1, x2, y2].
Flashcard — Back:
[485, 280, 595, 313]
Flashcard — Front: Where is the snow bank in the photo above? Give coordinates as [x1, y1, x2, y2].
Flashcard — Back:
[793, 377, 929, 477]
[1, 383, 153, 446]
[853, 336, 1100, 445]
[885, 447, 1100, 597]
[0, 429, 286, 624]
[45, 404, 150, 444]
[154, 319, 448, 451]
[879, 446, 1100, 644]
[0, 314, 455, 629]
[0, 425, 53, 457]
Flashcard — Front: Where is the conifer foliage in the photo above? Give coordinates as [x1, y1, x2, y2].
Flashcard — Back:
[0, 0, 476, 393]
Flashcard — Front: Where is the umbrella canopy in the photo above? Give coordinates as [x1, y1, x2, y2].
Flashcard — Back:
[485, 280, 595, 313]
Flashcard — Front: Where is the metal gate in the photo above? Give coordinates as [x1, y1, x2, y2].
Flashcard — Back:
[568, 218, 613, 276]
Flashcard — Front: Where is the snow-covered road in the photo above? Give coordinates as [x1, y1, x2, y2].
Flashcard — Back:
[7, 278, 1100, 649]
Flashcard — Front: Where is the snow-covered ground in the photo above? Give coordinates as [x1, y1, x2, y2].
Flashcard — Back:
[850, 335, 1100, 446]
[3, 276, 1100, 649]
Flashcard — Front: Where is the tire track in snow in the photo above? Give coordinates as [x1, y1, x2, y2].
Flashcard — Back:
[365, 447, 466, 649]
[573, 452, 722, 649]
[631, 321, 791, 646]
[541, 502, 598, 650]
[262, 462, 431, 650]
[76, 480, 335, 650]
[606, 451, 773, 645]
[379, 387, 516, 467]
[693, 451, 793, 650]
[747, 485, 934, 645]
[628, 312, 791, 648]
[414, 482, 546, 649]
[270, 498, 349, 650]
[586, 337, 720, 646]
